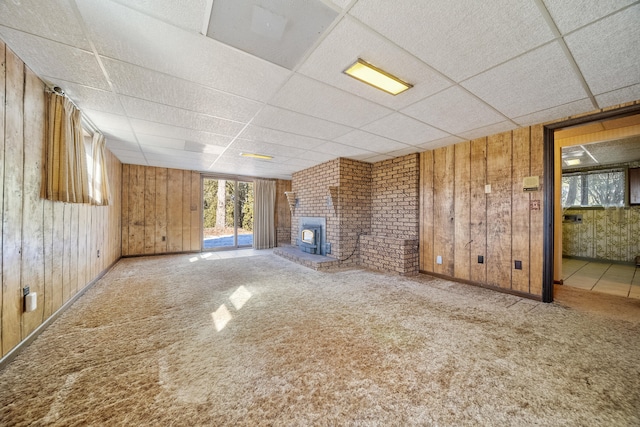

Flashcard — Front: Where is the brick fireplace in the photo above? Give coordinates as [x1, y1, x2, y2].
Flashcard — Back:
[278, 154, 420, 275]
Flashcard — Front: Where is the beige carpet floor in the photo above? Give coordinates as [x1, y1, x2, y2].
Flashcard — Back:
[1, 253, 639, 426]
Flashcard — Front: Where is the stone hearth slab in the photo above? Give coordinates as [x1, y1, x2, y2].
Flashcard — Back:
[274, 246, 341, 271]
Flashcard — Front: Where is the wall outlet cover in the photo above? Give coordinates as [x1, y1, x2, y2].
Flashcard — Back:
[485, 184, 491, 194]
[436, 255, 442, 265]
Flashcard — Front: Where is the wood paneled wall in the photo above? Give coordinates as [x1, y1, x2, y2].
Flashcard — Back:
[420, 127, 544, 297]
[275, 179, 292, 245]
[121, 165, 201, 256]
[1, 43, 122, 357]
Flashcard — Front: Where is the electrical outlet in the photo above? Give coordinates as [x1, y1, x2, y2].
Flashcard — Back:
[162, 236, 166, 242]
[515, 260, 522, 270]
[478, 255, 484, 264]
[23, 286, 30, 296]
[436, 255, 442, 265]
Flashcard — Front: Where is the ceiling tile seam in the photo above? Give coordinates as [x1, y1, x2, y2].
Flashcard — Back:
[98, 55, 274, 106]
[361, 110, 460, 147]
[201, 0, 215, 35]
[67, 0, 150, 166]
[512, 97, 592, 122]
[532, 0, 598, 110]
[0, 23, 93, 53]
[560, 1, 640, 39]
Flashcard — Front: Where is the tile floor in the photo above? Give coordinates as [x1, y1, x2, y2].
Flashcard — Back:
[562, 258, 640, 298]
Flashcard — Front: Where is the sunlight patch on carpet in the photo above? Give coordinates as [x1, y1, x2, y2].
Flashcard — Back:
[230, 286, 252, 310]
[212, 304, 232, 331]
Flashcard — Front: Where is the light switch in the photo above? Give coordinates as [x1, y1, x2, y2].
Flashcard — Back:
[485, 184, 491, 194]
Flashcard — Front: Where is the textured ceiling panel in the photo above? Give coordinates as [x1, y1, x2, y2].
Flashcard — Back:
[237, 126, 330, 150]
[565, 5, 640, 96]
[53, 82, 124, 115]
[311, 141, 376, 158]
[269, 74, 393, 128]
[462, 42, 587, 118]
[136, 134, 186, 150]
[83, 110, 132, 132]
[416, 135, 466, 150]
[121, 97, 245, 137]
[361, 113, 449, 146]
[129, 119, 232, 148]
[0, 27, 109, 90]
[513, 98, 594, 127]
[231, 139, 308, 159]
[0, 0, 90, 49]
[76, 0, 290, 102]
[595, 84, 640, 110]
[297, 17, 452, 110]
[335, 130, 411, 153]
[103, 59, 263, 123]
[349, 0, 554, 82]
[542, 0, 635, 34]
[107, 0, 207, 32]
[251, 106, 352, 140]
[104, 136, 140, 151]
[402, 86, 506, 135]
[458, 121, 518, 141]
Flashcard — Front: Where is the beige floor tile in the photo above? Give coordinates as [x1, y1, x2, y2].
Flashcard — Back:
[592, 282, 630, 297]
[562, 259, 589, 279]
[629, 285, 640, 299]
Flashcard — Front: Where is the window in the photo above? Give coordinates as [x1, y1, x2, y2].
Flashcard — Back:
[562, 169, 625, 207]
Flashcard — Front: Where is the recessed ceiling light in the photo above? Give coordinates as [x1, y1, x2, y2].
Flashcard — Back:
[240, 152, 273, 160]
[344, 59, 412, 95]
[565, 158, 581, 166]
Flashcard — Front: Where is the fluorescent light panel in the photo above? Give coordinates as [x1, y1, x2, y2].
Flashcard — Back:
[344, 59, 412, 95]
[240, 152, 273, 160]
[565, 158, 581, 166]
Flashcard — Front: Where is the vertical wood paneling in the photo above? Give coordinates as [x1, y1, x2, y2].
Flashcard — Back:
[512, 128, 531, 293]
[155, 168, 168, 253]
[121, 164, 129, 256]
[129, 165, 145, 254]
[419, 151, 434, 272]
[144, 166, 156, 254]
[182, 171, 191, 251]
[167, 168, 183, 252]
[0, 41, 5, 353]
[51, 203, 64, 313]
[2, 48, 24, 355]
[433, 146, 454, 276]
[21, 69, 45, 337]
[190, 171, 201, 251]
[470, 138, 487, 284]
[0, 46, 123, 357]
[529, 125, 544, 296]
[454, 141, 471, 280]
[486, 132, 513, 289]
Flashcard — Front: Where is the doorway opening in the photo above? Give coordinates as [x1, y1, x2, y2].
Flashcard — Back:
[202, 177, 254, 250]
[543, 104, 640, 302]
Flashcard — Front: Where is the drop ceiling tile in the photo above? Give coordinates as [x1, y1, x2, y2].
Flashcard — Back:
[288, 150, 338, 163]
[335, 130, 410, 153]
[109, 0, 207, 32]
[51, 81, 123, 115]
[402, 86, 506, 135]
[330, 0, 351, 9]
[231, 139, 308, 158]
[101, 128, 138, 144]
[297, 17, 452, 110]
[595, 84, 640, 110]
[457, 121, 518, 141]
[513, 98, 594, 127]
[129, 119, 232, 147]
[416, 135, 465, 150]
[103, 58, 263, 123]
[542, 0, 635, 34]
[362, 154, 395, 163]
[386, 146, 421, 157]
[349, 0, 554, 82]
[312, 141, 376, 158]
[143, 147, 218, 162]
[121, 97, 245, 137]
[0, 0, 90, 49]
[360, 113, 449, 145]
[106, 139, 141, 153]
[269, 74, 393, 128]
[136, 134, 186, 151]
[238, 126, 330, 150]
[462, 42, 588, 119]
[0, 27, 109, 90]
[252, 105, 352, 140]
[76, 0, 289, 101]
[565, 5, 640, 96]
[83, 110, 132, 132]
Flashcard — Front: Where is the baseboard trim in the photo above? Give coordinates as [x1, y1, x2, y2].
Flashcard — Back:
[0, 257, 121, 372]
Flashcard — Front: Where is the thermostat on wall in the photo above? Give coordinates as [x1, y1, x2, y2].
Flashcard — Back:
[523, 176, 539, 192]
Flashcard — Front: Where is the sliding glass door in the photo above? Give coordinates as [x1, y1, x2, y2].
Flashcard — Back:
[202, 178, 254, 250]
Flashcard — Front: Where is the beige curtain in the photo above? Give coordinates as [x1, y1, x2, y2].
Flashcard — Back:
[44, 92, 90, 203]
[253, 179, 276, 249]
[90, 133, 111, 205]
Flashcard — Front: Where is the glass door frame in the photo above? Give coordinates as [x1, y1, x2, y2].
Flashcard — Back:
[201, 173, 255, 251]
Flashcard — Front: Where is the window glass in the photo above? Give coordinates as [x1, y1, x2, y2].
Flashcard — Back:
[562, 169, 625, 207]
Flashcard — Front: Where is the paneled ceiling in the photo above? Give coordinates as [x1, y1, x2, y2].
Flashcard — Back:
[1, 0, 639, 179]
